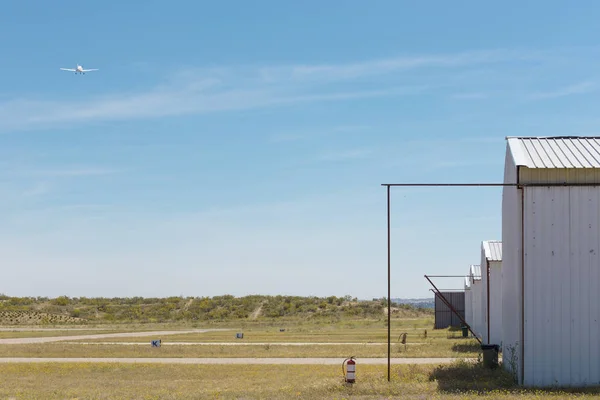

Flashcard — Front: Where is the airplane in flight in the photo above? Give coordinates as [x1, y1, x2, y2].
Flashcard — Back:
[60, 64, 99, 75]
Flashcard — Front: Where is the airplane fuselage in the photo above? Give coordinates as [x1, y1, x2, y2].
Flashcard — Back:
[60, 64, 98, 75]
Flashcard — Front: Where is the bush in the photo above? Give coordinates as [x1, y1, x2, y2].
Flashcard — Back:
[52, 296, 70, 306]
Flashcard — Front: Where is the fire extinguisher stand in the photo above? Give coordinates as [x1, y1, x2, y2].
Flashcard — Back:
[342, 356, 356, 385]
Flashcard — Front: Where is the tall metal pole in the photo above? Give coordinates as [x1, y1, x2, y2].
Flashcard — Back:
[387, 184, 391, 382]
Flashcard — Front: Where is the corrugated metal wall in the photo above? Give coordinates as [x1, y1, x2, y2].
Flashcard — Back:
[481, 251, 490, 344]
[502, 146, 523, 382]
[523, 186, 600, 387]
[471, 279, 483, 338]
[503, 139, 600, 387]
[464, 278, 472, 329]
[489, 261, 503, 346]
[481, 244, 503, 346]
[434, 292, 465, 329]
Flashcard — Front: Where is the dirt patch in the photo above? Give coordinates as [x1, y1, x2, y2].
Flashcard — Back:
[250, 302, 265, 320]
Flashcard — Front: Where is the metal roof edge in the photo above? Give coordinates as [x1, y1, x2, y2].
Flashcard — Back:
[505, 135, 600, 139]
[482, 240, 502, 261]
[469, 264, 482, 280]
[507, 138, 530, 168]
[506, 136, 600, 169]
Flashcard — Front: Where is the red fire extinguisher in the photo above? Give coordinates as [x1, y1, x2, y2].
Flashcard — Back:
[342, 356, 356, 384]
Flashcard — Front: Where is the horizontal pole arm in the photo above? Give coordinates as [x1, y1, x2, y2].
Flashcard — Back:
[382, 182, 600, 187]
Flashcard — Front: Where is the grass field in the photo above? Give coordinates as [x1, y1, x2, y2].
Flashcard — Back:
[0, 318, 480, 359]
[0, 304, 598, 398]
[75, 324, 435, 343]
[64, 317, 447, 345]
[1, 361, 598, 399]
[0, 340, 481, 358]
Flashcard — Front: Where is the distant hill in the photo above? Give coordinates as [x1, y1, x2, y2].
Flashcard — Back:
[392, 298, 434, 309]
[0, 294, 433, 325]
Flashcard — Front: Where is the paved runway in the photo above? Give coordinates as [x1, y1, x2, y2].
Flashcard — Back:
[0, 329, 231, 345]
[61, 341, 425, 346]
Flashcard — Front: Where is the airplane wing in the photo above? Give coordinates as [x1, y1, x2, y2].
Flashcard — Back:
[81, 69, 99, 72]
[60, 68, 76, 71]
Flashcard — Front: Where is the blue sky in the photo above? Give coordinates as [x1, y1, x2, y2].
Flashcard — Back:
[2, 1, 600, 299]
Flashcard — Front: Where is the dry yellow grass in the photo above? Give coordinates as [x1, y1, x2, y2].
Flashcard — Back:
[0, 339, 480, 358]
[70, 323, 442, 344]
[0, 319, 478, 358]
[0, 361, 598, 399]
[0, 319, 597, 397]
[87, 330, 410, 343]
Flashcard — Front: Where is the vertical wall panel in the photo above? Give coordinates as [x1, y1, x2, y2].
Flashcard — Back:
[568, 186, 600, 386]
[480, 242, 503, 346]
[472, 279, 483, 338]
[464, 278, 472, 329]
[590, 188, 600, 384]
[523, 186, 536, 386]
[489, 261, 503, 346]
[481, 252, 489, 344]
[434, 292, 465, 329]
[558, 186, 571, 385]
[502, 147, 523, 381]
[522, 185, 600, 386]
[570, 187, 583, 385]
[524, 186, 571, 386]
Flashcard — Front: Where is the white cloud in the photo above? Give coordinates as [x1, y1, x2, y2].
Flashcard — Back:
[21, 182, 51, 197]
[268, 133, 307, 143]
[262, 48, 542, 82]
[332, 125, 372, 132]
[0, 47, 555, 132]
[528, 81, 597, 100]
[20, 167, 119, 177]
[0, 166, 119, 210]
[406, 136, 507, 145]
[0, 84, 424, 133]
[268, 124, 372, 143]
[451, 92, 489, 100]
[317, 148, 374, 161]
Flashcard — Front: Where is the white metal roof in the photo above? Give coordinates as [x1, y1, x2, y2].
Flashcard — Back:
[464, 277, 471, 289]
[507, 136, 600, 168]
[482, 240, 502, 262]
[470, 264, 481, 280]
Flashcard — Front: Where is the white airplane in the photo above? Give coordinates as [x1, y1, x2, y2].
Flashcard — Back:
[60, 64, 99, 75]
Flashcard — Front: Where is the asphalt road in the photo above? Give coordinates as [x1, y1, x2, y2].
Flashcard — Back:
[61, 342, 425, 346]
[0, 329, 231, 345]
